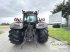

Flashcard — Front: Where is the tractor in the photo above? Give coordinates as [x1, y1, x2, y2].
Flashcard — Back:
[8, 10, 48, 45]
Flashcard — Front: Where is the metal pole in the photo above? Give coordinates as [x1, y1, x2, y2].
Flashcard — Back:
[63, 0, 65, 5]
[69, 0, 70, 2]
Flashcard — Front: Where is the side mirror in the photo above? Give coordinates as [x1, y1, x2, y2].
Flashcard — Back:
[22, 10, 25, 14]
[35, 10, 39, 15]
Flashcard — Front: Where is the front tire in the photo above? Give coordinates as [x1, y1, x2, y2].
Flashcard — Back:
[8, 29, 24, 45]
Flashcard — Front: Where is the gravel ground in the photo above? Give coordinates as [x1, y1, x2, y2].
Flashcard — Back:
[0, 28, 69, 52]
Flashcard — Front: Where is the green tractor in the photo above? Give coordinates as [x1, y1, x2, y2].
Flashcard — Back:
[8, 10, 48, 45]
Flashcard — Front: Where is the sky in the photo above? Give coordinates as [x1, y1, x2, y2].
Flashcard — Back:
[0, 0, 68, 24]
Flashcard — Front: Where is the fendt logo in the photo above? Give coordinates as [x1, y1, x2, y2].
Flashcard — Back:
[38, 18, 45, 21]
[14, 17, 45, 22]
[14, 18, 21, 22]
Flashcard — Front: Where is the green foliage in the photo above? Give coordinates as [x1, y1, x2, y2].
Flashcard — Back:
[53, 24, 60, 28]
[52, 0, 70, 19]
[52, 3, 64, 14]
[0, 23, 10, 25]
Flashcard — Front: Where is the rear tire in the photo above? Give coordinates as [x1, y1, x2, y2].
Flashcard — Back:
[8, 29, 24, 45]
[37, 29, 48, 44]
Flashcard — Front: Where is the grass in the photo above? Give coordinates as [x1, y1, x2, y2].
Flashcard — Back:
[0, 25, 10, 29]
[0, 31, 3, 34]
[0, 25, 10, 34]
[48, 28, 70, 45]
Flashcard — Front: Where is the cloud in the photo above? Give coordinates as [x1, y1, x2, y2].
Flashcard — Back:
[0, 0, 67, 17]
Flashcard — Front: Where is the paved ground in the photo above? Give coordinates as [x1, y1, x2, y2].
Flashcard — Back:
[0, 28, 69, 52]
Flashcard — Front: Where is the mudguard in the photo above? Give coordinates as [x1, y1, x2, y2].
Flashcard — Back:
[10, 22, 23, 29]
[36, 22, 48, 29]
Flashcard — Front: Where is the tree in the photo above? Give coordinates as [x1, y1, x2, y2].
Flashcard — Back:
[52, 0, 70, 26]
[1, 23, 10, 25]
[52, 3, 64, 14]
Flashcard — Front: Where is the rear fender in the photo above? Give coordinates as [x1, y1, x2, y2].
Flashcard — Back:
[10, 22, 23, 29]
[36, 22, 48, 29]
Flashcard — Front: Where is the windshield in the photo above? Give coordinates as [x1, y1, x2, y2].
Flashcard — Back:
[24, 15, 36, 22]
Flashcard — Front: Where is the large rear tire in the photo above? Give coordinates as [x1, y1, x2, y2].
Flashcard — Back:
[8, 29, 24, 45]
[37, 29, 48, 44]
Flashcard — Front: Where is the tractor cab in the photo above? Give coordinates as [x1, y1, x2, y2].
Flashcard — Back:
[22, 11, 38, 25]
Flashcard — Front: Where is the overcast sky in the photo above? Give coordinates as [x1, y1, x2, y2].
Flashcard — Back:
[0, 0, 68, 24]
[0, 0, 68, 17]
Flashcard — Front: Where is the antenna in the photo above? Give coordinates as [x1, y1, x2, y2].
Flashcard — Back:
[38, 10, 39, 14]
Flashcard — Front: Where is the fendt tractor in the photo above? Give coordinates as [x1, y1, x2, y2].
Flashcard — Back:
[8, 10, 48, 45]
